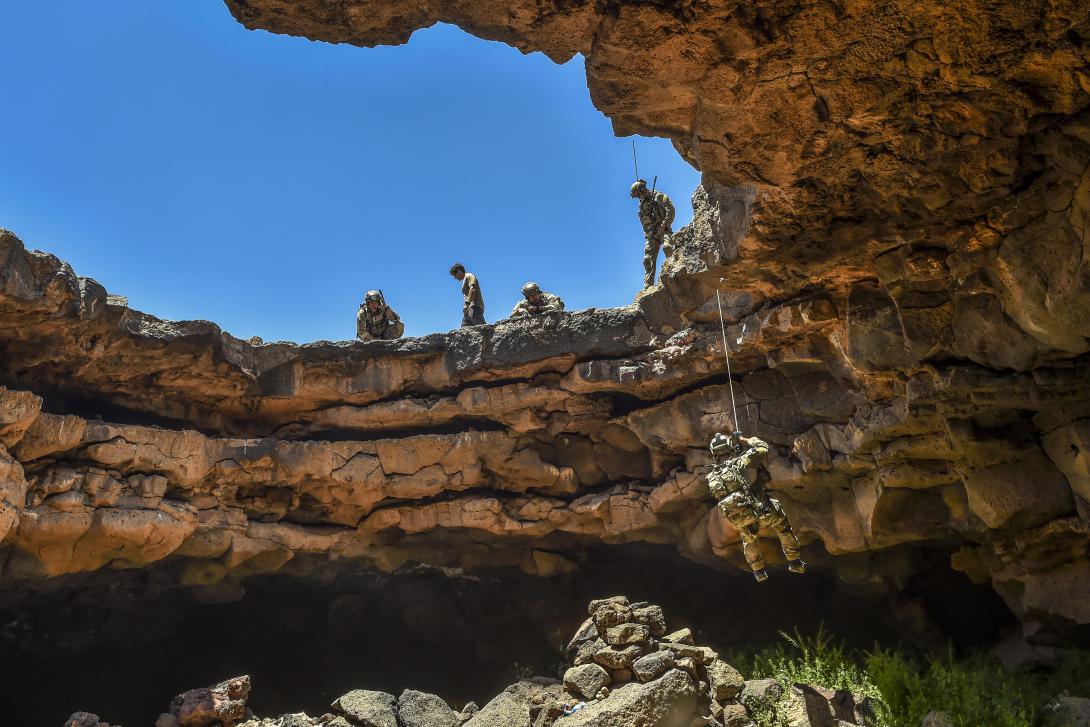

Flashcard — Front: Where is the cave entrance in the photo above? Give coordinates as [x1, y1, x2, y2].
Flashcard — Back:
[0, 544, 1015, 725]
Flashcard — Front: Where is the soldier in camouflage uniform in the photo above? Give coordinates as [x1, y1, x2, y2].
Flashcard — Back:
[510, 282, 565, 318]
[630, 179, 675, 288]
[356, 290, 405, 341]
[706, 431, 805, 582]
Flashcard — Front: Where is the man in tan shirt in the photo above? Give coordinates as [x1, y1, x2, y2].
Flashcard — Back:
[449, 262, 485, 327]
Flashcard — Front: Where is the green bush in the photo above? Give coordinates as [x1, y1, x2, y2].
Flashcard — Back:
[734, 629, 1090, 727]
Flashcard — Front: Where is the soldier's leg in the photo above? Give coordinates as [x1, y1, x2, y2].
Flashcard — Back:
[643, 237, 661, 288]
[388, 320, 405, 339]
[762, 501, 804, 570]
[661, 230, 674, 259]
[737, 523, 766, 573]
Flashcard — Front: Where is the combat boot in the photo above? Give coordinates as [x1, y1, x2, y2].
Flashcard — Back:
[752, 569, 769, 583]
[787, 559, 806, 574]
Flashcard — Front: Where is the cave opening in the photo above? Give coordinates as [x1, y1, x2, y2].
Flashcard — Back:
[0, 544, 1016, 726]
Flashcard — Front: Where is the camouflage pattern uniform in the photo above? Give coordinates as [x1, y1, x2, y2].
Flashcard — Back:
[706, 433, 802, 577]
[510, 282, 565, 318]
[356, 291, 404, 341]
[631, 180, 675, 288]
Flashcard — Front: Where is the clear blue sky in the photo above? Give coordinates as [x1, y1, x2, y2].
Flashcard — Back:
[0, 1, 699, 342]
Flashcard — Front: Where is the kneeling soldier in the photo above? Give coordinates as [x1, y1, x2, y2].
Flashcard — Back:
[356, 290, 404, 341]
[510, 282, 564, 318]
[706, 431, 804, 582]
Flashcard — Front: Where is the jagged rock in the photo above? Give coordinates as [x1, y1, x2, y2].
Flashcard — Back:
[593, 645, 643, 670]
[705, 659, 744, 702]
[397, 690, 460, 727]
[170, 675, 251, 727]
[740, 679, 783, 711]
[604, 623, 650, 647]
[632, 651, 675, 683]
[65, 714, 112, 727]
[563, 664, 611, 701]
[552, 669, 698, 727]
[566, 618, 599, 659]
[662, 629, 694, 645]
[631, 605, 666, 637]
[331, 690, 398, 727]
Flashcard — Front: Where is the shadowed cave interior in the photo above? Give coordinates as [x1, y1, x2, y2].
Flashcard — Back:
[0, 544, 1016, 725]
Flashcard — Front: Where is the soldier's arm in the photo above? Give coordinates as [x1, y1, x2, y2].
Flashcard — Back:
[356, 310, 374, 341]
[741, 437, 770, 458]
[510, 302, 527, 318]
[384, 306, 400, 323]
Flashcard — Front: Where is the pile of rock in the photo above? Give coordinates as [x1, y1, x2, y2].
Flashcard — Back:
[61, 596, 886, 727]
[545, 595, 747, 726]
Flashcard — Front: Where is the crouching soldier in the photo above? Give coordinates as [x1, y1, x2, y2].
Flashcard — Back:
[510, 282, 564, 318]
[356, 290, 404, 341]
[706, 431, 805, 582]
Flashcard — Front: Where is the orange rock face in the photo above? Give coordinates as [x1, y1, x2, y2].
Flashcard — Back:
[1, 0, 1089, 644]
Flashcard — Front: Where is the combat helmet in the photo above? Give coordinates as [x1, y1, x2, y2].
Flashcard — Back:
[630, 179, 648, 198]
[364, 290, 383, 305]
[522, 282, 542, 298]
[709, 432, 734, 457]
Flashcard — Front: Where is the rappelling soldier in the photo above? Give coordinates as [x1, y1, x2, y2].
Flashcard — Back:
[630, 179, 675, 288]
[706, 431, 805, 582]
[356, 290, 404, 341]
[510, 282, 565, 318]
[450, 262, 486, 327]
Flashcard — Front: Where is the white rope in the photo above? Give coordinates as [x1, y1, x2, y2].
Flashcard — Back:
[715, 289, 740, 432]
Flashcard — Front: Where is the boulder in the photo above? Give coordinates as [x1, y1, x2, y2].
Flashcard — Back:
[563, 664, 611, 701]
[331, 690, 398, 727]
[632, 651, 676, 683]
[705, 659, 744, 702]
[398, 689, 460, 727]
[552, 669, 698, 727]
[171, 675, 251, 727]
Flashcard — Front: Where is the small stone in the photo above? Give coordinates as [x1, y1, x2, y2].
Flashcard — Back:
[658, 641, 705, 662]
[633, 650, 676, 682]
[611, 668, 633, 684]
[662, 627, 694, 645]
[604, 622, 650, 646]
[740, 678, 783, 709]
[593, 644, 642, 669]
[720, 701, 751, 727]
[706, 658, 745, 701]
[331, 690, 398, 727]
[596, 687, 609, 700]
[592, 602, 634, 632]
[632, 604, 667, 636]
[587, 596, 629, 615]
[563, 663, 610, 701]
[675, 656, 698, 679]
[566, 617, 599, 658]
[574, 638, 607, 666]
[398, 689, 459, 727]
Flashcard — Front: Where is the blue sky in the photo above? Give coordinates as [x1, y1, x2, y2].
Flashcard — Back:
[0, 1, 699, 342]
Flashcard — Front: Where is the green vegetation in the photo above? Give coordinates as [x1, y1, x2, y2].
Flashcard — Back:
[730, 629, 1090, 727]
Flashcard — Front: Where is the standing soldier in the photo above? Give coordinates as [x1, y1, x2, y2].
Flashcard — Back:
[706, 431, 805, 582]
[630, 179, 675, 288]
[356, 290, 405, 341]
[510, 282, 565, 318]
[449, 262, 486, 327]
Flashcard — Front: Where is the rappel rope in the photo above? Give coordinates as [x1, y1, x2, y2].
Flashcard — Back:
[715, 290, 741, 433]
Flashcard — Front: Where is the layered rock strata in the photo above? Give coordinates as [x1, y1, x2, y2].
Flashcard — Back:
[4, 0, 1090, 647]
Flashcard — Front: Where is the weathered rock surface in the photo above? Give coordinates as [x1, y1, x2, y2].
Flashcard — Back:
[5, 0, 1090, 649]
